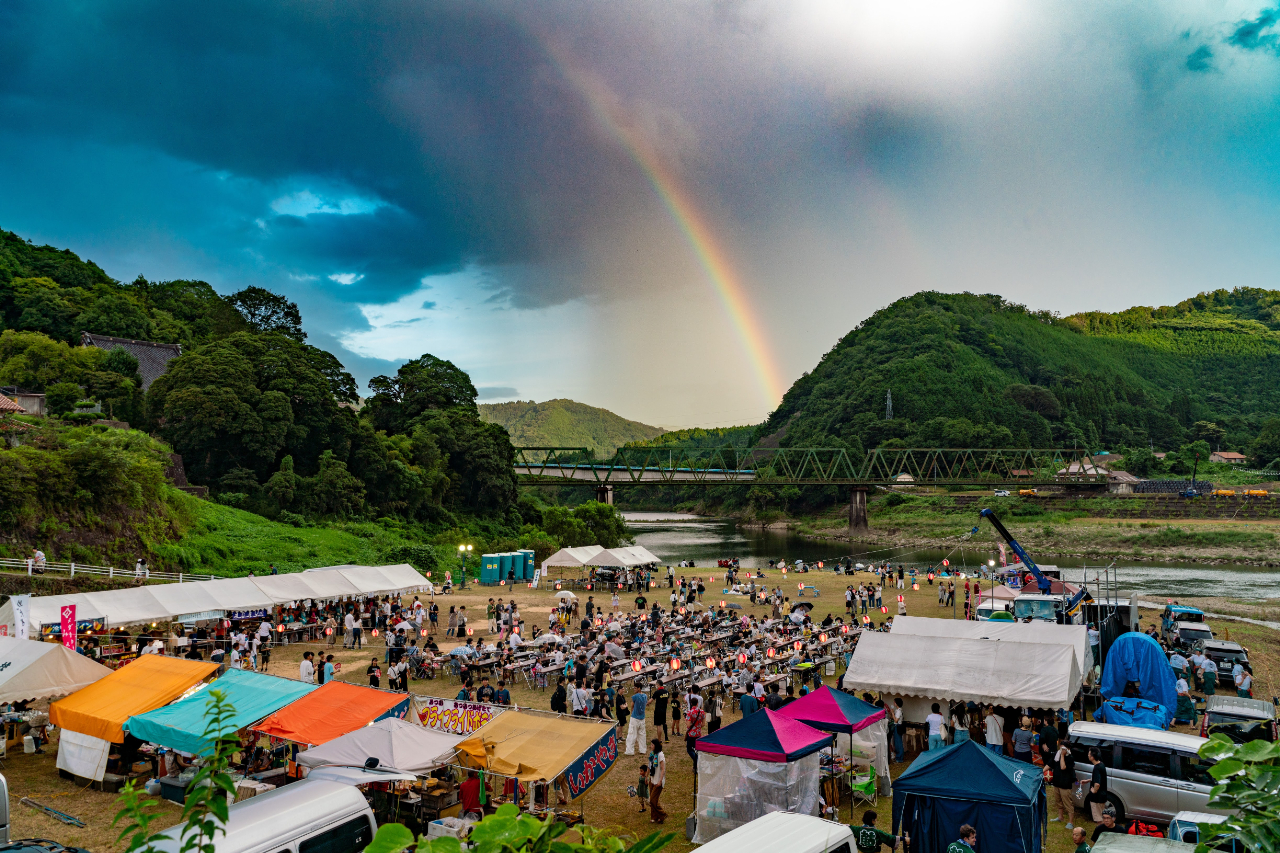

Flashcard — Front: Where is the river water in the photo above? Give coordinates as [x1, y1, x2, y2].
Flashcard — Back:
[625, 512, 1280, 600]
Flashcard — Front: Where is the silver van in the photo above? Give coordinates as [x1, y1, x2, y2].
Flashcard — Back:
[1067, 722, 1225, 824]
[150, 779, 375, 853]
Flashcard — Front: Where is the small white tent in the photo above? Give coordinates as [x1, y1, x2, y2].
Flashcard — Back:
[540, 545, 605, 572]
[296, 717, 463, 775]
[843, 631, 1081, 720]
[0, 637, 111, 703]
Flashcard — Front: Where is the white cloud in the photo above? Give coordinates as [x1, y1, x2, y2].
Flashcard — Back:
[328, 272, 364, 285]
[270, 188, 387, 217]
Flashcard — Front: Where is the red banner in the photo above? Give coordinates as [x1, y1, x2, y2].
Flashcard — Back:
[60, 604, 76, 650]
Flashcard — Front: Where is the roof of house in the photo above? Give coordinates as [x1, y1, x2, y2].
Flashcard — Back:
[1212, 451, 1247, 459]
[0, 395, 26, 414]
[81, 333, 182, 389]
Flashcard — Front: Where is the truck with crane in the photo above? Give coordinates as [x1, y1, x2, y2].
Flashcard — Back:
[979, 507, 1094, 624]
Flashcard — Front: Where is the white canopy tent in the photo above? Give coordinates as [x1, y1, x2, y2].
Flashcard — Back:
[0, 593, 107, 633]
[372, 564, 432, 593]
[594, 546, 661, 567]
[251, 573, 322, 604]
[890, 615, 1093, 674]
[843, 632, 1081, 721]
[296, 717, 463, 775]
[146, 583, 224, 621]
[540, 545, 605, 572]
[199, 577, 278, 613]
[291, 570, 362, 600]
[304, 565, 401, 595]
[0, 637, 111, 703]
[82, 588, 171, 626]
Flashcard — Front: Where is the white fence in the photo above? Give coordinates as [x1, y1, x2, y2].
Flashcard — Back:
[0, 558, 216, 583]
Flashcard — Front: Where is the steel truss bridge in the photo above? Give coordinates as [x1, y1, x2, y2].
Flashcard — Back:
[513, 447, 1107, 488]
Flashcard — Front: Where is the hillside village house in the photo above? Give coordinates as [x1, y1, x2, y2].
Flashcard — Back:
[1209, 451, 1247, 464]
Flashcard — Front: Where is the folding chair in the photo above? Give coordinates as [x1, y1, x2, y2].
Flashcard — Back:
[850, 764, 877, 807]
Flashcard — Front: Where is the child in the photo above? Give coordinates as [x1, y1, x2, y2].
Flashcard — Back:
[367, 657, 381, 688]
[671, 691, 683, 737]
[636, 764, 650, 812]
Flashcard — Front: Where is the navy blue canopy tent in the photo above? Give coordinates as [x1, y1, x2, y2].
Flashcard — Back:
[892, 740, 1045, 853]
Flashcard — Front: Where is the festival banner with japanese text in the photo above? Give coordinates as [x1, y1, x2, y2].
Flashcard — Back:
[411, 696, 503, 735]
[564, 724, 618, 799]
[60, 604, 76, 649]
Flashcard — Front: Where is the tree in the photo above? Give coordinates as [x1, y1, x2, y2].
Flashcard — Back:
[46, 381, 81, 416]
[365, 354, 478, 434]
[1122, 446, 1156, 478]
[1191, 420, 1227, 448]
[1007, 384, 1061, 419]
[1251, 419, 1280, 467]
[1192, 734, 1280, 853]
[571, 501, 632, 548]
[228, 286, 306, 342]
[77, 293, 153, 340]
[540, 505, 593, 547]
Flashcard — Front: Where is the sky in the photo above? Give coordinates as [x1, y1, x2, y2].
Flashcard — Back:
[3, 1, 1280, 429]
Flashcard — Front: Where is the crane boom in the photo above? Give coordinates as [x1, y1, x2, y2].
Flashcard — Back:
[979, 508, 1095, 618]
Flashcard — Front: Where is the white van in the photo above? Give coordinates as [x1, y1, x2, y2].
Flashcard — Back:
[695, 812, 854, 853]
[149, 780, 375, 853]
[1067, 722, 1224, 824]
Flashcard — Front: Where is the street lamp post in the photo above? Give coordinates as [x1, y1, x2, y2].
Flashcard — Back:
[457, 544, 473, 588]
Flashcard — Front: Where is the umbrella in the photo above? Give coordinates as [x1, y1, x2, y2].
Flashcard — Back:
[727, 603, 743, 610]
[554, 591, 578, 601]
[790, 601, 814, 613]
[530, 633, 564, 646]
[449, 646, 474, 657]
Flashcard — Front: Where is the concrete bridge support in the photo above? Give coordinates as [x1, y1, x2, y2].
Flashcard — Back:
[849, 487, 869, 534]
[595, 484, 614, 505]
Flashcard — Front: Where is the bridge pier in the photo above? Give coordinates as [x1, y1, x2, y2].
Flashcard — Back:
[595, 485, 614, 505]
[849, 487, 869, 534]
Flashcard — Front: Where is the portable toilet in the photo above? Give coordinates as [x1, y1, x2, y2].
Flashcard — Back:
[481, 554, 501, 585]
[517, 549, 536, 581]
[498, 553, 514, 583]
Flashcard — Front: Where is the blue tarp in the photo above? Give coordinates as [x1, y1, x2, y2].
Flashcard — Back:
[892, 740, 1045, 853]
[1100, 632, 1178, 715]
[124, 668, 317, 755]
[1094, 696, 1172, 730]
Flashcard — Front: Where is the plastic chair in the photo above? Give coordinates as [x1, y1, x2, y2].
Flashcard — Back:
[850, 764, 876, 807]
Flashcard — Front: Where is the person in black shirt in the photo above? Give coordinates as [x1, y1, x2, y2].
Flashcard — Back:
[1091, 812, 1123, 842]
[652, 685, 670, 741]
[550, 676, 568, 714]
[1084, 747, 1109, 823]
[574, 654, 589, 685]
[476, 677, 495, 703]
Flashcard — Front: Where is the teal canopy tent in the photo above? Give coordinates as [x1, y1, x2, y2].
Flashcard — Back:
[124, 668, 317, 755]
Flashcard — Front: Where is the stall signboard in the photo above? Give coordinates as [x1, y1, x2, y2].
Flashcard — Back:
[10, 594, 30, 640]
[179, 610, 224, 624]
[231, 609, 270, 620]
[60, 604, 76, 649]
[39, 617, 106, 639]
[564, 725, 618, 799]
[411, 696, 503, 735]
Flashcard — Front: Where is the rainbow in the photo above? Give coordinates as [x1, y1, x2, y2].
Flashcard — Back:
[539, 41, 787, 409]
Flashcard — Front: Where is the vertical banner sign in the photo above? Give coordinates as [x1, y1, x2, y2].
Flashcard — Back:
[564, 725, 618, 799]
[12, 594, 31, 640]
[61, 604, 77, 649]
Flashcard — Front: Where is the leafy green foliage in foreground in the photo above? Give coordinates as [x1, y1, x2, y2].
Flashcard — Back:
[1195, 734, 1280, 853]
[365, 803, 674, 853]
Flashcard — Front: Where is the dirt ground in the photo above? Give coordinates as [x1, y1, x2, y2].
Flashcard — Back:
[9, 568, 1270, 853]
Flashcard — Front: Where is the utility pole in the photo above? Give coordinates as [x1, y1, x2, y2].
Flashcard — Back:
[885, 389, 893, 420]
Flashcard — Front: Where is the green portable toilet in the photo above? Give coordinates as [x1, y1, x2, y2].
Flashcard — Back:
[517, 549, 536, 581]
[498, 553, 514, 583]
[481, 553, 501, 585]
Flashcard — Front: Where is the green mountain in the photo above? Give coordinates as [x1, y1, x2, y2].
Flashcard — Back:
[757, 289, 1280, 463]
[479, 398, 664, 455]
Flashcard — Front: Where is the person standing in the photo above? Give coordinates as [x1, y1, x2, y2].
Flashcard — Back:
[946, 825, 977, 853]
[984, 705, 1004, 755]
[626, 682, 649, 755]
[550, 676, 568, 714]
[652, 683, 670, 741]
[925, 703, 947, 751]
[890, 698, 906, 762]
[648, 738, 667, 824]
[1051, 739, 1077, 828]
[1011, 716, 1035, 763]
[1072, 826, 1091, 853]
[1084, 746, 1109, 823]
[852, 810, 901, 853]
[1236, 664, 1254, 698]
[367, 657, 381, 688]
[684, 694, 706, 773]
[299, 651, 316, 684]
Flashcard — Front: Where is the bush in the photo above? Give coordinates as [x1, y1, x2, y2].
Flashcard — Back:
[277, 510, 306, 527]
[45, 381, 81, 416]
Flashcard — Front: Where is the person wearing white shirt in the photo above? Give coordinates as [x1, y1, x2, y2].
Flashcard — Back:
[299, 652, 316, 684]
[229, 647, 241, 669]
[1201, 657, 1219, 695]
[344, 612, 357, 649]
[258, 620, 271, 642]
[925, 703, 947, 750]
[1235, 666, 1253, 698]
[751, 680, 766, 700]
[983, 706, 1004, 755]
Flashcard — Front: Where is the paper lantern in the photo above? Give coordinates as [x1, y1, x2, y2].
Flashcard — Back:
[223, 620, 231, 628]
[420, 629, 428, 637]
[879, 605, 888, 614]
[781, 567, 787, 574]
[618, 583, 624, 590]
[555, 583, 562, 590]
[678, 607, 686, 615]
[650, 580, 656, 588]
[766, 647, 776, 658]
[793, 640, 803, 651]
[943, 559, 950, 567]
[798, 582, 804, 590]
[705, 656, 715, 668]
[632, 660, 643, 672]
[513, 626, 520, 635]
[466, 627, 474, 636]
[839, 624, 849, 634]
[277, 624, 285, 633]
[719, 600, 726, 608]
[586, 584, 593, 591]
[325, 627, 333, 636]
[670, 658, 681, 671]
[897, 595, 904, 603]
[371, 628, 379, 637]
[928, 573, 935, 581]
[737, 652, 748, 665]
[709, 575, 716, 581]
[862, 615, 871, 624]
[499, 580, 506, 586]
[426, 572, 431, 578]
[912, 582, 920, 591]
[818, 562, 824, 568]
[528, 583, 534, 588]
[818, 632, 828, 643]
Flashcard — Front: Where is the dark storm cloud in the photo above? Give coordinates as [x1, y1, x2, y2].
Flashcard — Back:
[1229, 6, 1280, 52]
[1186, 45, 1215, 73]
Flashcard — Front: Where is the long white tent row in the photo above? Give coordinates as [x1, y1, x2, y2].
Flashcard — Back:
[540, 544, 661, 572]
[889, 615, 1093, 674]
[843, 630, 1082, 722]
[0, 563, 430, 633]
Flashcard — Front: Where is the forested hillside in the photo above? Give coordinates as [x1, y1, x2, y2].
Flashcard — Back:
[0, 229, 632, 570]
[479, 398, 663, 455]
[757, 290, 1280, 463]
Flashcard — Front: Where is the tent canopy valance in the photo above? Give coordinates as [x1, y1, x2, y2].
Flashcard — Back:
[0, 637, 111, 704]
[844, 632, 1081, 709]
[447, 709, 617, 797]
[296, 718, 463, 775]
[50, 655, 219, 743]
[891, 615, 1093, 675]
[124, 668, 316, 755]
[250, 681, 409, 747]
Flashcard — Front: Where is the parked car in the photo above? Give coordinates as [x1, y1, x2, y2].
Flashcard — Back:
[1199, 694, 1277, 744]
[0, 842, 92, 853]
[695, 811, 854, 853]
[1167, 811, 1244, 853]
[1196, 640, 1250, 690]
[1067, 722, 1224, 824]
[993, 489, 1011, 497]
[1170, 621, 1214, 651]
[149, 779, 375, 853]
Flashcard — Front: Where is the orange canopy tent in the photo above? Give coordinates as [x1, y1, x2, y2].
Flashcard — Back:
[50, 655, 219, 743]
[250, 681, 410, 747]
